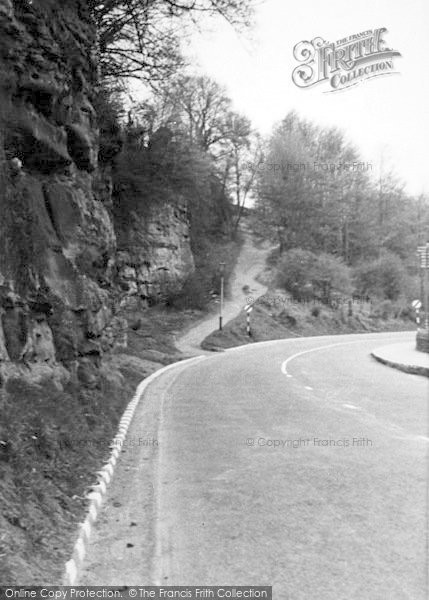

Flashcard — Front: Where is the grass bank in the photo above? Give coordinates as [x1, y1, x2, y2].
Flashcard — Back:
[201, 291, 414, 351]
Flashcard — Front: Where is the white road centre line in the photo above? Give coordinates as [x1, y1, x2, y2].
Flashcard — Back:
[280, 339, 368, 377]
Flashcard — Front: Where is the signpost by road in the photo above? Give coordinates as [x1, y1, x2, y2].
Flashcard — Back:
[412, 299, 422, 327]
[417, 244, 429, 328]
[244, 303, 253, 336]
[219, 261, 226, 331]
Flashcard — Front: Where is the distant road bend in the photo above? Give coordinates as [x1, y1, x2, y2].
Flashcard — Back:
[175, 230, 272, 355]
[81, 330, 427, 599]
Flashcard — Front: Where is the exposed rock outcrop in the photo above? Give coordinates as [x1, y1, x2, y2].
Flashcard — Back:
[0, 0, 194, 383]
[116, 201, 194, 305]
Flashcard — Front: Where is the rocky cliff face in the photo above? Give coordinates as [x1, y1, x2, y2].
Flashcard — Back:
[0, 0, 194, 385]
[116, 201, 194, 304]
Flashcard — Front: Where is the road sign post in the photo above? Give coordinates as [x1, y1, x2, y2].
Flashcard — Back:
[425, 261, 429, 329]
[219, 262, 226, 331]
[244, 303, 253, 337]
[417, 244, 429, 329]
[412, 299, 422, 328]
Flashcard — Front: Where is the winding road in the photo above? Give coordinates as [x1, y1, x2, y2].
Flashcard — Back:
[175, 231, 273, 355]
[80, 330, 427, 599]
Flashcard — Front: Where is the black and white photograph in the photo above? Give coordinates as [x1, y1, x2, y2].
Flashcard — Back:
[0, 0, 428, 597]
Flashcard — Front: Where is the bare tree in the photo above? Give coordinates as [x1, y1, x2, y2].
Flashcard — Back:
[88, 0, 255, 83]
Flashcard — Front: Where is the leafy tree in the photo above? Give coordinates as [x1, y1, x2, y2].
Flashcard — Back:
[253, 110, 423, 277]
[255, 112, 325, 252]
[311, 253, 353, 302]
[227, 118, 260, 232]
[127, 74, 254, 235]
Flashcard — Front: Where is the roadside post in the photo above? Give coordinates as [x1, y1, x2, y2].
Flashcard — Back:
[417, 244, 429, 328]
[412, 299, 422, 328]
[244, 303, 253, 336]
[219, 261, 226, 330]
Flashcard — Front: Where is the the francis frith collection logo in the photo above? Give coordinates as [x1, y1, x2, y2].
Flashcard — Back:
[292, 28, 401, 92]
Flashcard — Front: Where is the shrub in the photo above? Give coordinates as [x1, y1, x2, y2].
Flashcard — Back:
[371, 299, 394, 320]
[165, 235, 242, 311]
[276, 249, 316, 300]
[311, 253, 353, 301]
[266, 247, 281, 267]
[276, 248, 352, 303]
[113, 134, 171, 219]
[165, 273, 209, 310]
[354, 252, 408, 301]
[94, 86, 124, 165]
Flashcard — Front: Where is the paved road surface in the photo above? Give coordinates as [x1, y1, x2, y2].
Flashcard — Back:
[175, 232, 272, 355]
[81, 331, 428, 599]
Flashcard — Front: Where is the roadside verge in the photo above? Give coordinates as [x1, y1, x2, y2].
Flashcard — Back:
[62, 355, 205, 585]
[371, 342, 429, 377]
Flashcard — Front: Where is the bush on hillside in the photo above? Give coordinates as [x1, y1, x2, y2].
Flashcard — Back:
[94, 86, 124, 165]
[276, 248, 352, 303]
[164, 273, 209, 310]
[353, 252, 409, 301]
[165, 235, 242, 311]
[275, 249, 315, 301]
[311, 253, 353, 300]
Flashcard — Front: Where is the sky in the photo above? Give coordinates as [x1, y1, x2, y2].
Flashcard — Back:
[180, 0, 429, 196]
